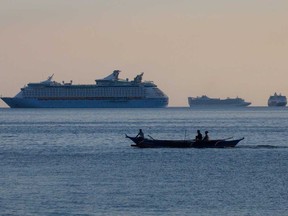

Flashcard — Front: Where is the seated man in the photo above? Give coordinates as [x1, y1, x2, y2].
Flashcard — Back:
[195, 130, 202, 141]
[136, 129, 144, 140]
[203, 131, 209, 141]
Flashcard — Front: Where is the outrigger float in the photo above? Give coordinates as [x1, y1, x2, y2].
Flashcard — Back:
[126, 134, 244, 148]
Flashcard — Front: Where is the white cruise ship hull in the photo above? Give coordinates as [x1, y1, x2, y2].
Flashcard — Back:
[1, 97, 168, 108]
[1, 71, 169, 108]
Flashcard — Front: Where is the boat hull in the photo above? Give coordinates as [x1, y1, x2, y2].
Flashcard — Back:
[189, 104, 251, 107]
[188, 96, 251, 107]
[267, 93, 287, 107]
[268, 102, 287, 107]
[1, 97, 168, 108]
[126, 135, 244, 148]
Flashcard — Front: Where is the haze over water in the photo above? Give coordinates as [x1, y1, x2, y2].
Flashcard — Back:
[1, 108, 288, 215]
[1, 1, 288, 107]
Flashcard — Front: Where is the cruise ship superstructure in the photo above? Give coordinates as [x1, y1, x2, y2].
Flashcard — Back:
[268, 93, 287, 107]
[188, 95, 251, 107]
[1, 70, 169, 108]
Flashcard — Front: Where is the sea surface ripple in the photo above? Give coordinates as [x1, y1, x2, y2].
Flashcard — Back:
[1, 107, 288, 216]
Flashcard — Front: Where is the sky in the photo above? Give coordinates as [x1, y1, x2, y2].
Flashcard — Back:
[0, 0, 288, 107]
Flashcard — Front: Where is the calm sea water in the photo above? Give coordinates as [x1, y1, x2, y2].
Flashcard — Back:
[1, 107, 288, 216]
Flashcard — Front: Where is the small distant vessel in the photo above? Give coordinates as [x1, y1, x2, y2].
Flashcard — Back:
[188, 95, 251, 107]
[1, 70, 169, 108]
[268, 93, 287, 107]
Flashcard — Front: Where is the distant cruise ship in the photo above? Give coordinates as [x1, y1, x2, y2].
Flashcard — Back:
[268, 93, 287, 107]
[188, 95, 251, 107]
[1, 70, 169, 108]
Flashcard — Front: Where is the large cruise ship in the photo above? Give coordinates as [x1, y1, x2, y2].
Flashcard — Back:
[188, 95, 251, 107]
[268, 93, 287, 107]
[1, 70, 169, 108]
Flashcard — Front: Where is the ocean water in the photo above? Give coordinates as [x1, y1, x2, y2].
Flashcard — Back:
[0, 107, 288, 216]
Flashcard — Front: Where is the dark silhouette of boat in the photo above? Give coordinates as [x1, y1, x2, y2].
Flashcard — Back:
[126, 134, 244, 148]
[268, 93, 287, 107]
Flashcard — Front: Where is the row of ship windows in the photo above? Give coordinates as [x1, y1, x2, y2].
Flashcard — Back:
[23, 89, 145, 97]
[144, 88, 165, 97]
[23, 93, 145, 97]
[25, 87, 143, 93]
[154, 89, 165, 97]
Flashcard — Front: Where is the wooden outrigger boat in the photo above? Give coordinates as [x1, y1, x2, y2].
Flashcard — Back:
[126, 134, 244, 148]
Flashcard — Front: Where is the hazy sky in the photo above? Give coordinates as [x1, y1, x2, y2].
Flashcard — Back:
[1, 0, 288, 107]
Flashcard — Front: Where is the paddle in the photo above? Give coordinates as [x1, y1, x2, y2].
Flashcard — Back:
[184, 130, 187, 140]
[148, 135, 155, 140]
[221, 136, 233, 141]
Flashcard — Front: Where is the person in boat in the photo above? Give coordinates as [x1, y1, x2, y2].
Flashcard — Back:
[136, 129, 144, 141]
[195, 130, 203, 141]
[203, 131, 209, 141]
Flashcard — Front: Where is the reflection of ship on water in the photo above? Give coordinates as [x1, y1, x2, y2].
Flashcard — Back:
[188, 95, 251, 107]
[1, 70, 169, 108]
[268, 93, 287, 107]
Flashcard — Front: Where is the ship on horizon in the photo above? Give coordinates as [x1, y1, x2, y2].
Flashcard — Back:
[268, 93, 287, 107]
[188, 95, 251, 107]
[1, 70, 169, 108]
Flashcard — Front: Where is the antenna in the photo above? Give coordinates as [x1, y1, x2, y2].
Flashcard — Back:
[184, 130, 187, 140]
[48, 74, 54, 81]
